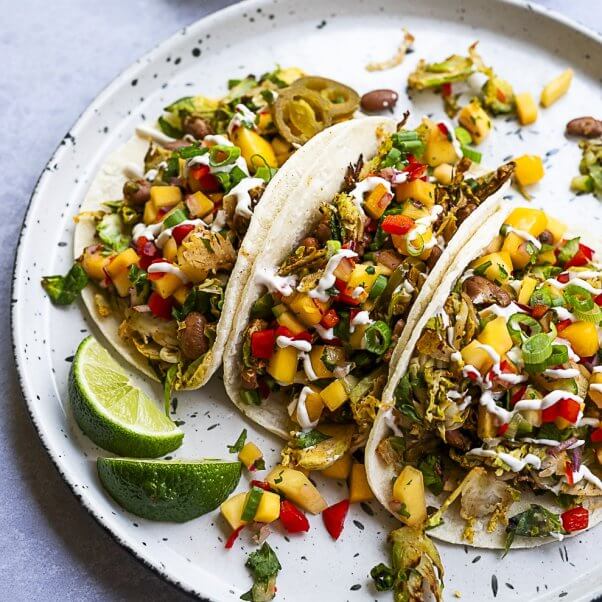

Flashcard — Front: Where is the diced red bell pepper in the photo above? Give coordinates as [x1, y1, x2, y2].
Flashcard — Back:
[403, 155, 427, 181]
[322, 499, 349, 541]
[334, 279, 361, 306]
[595, 294, 602, 307]
[148, 292, 174, 320]
[365, 219, 378, 233]
[225, 525, 244, 549]
[321, 309, 340, 329]
[381, 214, 415, 235]
[564, 243, 594, 268]
[565, 461, 575, 486]
[561, 507, 589, 532]
[250, 480, 272, 491]
[557, 272, 570, 284]
[189, 164, 221, 193]
[541, 398, 581, 425]
[274, 326, 312, 342]
[498, 423, 509, 437]
[511, 385, 528, 406]
[251, 329, 277, 359]
[136, 236, 161, 270]
[279, 500, 310, 534]
[557, 319, 572, 332]
[441, 83, 452, 97]
[590, 427, 602, 443]
[147, 257, 170, 281]
[172, 223, 195, 245]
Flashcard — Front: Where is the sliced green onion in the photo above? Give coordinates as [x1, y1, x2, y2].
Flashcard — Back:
[507, 313, 541, 345]
[524, 345, 569, 374]
[326, 240, 342, 258]
[241, 487, 264, 521]
[461, 145, 482, 163]
[209, 144, 241, 167]
[157, 115, 183, 139]
[165, 156, 180, 178]
[364, 321, 392, 355]
[369, 275, 388, 300]
[564, 284, 595, 312]
[406, 234, 424, 257]
[454, 126, 472, 146]
[177, 144, 206, 159]
[522, 332, 553, 364]
[163, 208, 188, 228]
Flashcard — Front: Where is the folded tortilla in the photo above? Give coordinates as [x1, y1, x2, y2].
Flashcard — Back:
[366, 209, 602, 549]
[223, 117, 508, 439]
[74, 123, 351, 389]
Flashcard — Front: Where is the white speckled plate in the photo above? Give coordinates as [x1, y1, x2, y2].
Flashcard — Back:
[12, 1, 602, 600]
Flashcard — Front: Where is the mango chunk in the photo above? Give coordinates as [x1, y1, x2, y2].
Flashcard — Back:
[458, 100, 491, 145]
[320, 379, 349, 411]
[231, 127, 277, 172]
[152, 272, 182, 299]
[254, 491, 281, 523]
[540, 69, 573, 108]
[392, 466, 427, 527]
[395, 180, 436, 207]
[514, 155, 544, 187]
[322, 453, 352, 480]
[518, 276, 538, 306]
[267, 346, 298, 385]
[220, 492, 247, 530]
[238, 442, 263, 470]
[477, 316, 513, 356]
[150, 185, 182, 210]
[470, 251, 513, 283]
[561, 321, 599, 358]
[266, 465, 327, 514]
[349, 463, 374, 503]
[364, 183, 393, 219]
[515, 92, 538, 125]
[106, 248, 140, 279]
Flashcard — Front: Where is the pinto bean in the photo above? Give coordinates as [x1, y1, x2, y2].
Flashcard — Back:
[375, 249, 403, 271]
[462, 275, 511, 307]
[445, 429, 472, 451]
[123, 179, 151, 205]
[301, 237, 319, 250]
[360, 89, 399, 113]
[182, 115, 214, 140]
[178, 312, 209, 360]
[566, 116, 602, 139]
[163, 139, 190, 151]
[426, 245, 443, 270]
[538, 229, 554, 245]
[315, 222, 332, 243]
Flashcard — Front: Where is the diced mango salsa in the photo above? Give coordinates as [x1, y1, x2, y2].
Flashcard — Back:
[477, 316, 513, 356]
[540, 69, 573, 108]
[518, 276, 538, 306]
[286, 292, 323, 326]
[513, 155, 544, 187]
[322, 453, 352, 480]
[187, 191, 214, 218]
[152, 272, 182, 299]
[515, 92, 538, 125]
[275, 310, 306, 335]
[254, 491, 281, 523]
[266, 466, 327, 514]
[320, 379, 349, 411]
[310, 345, 345, 379]
[458, 100, 491, 145]
[267, 346, 298, 385]
[238, 442, 263, 470]
[231, 127, 277, 171]
[220, 492, 248, 530]
[501, 232, 535, 270]
[422, 118, 459, 166]
[106, 248, 140, 279]
[143, 200, 159, 225]
[173, 285, 190, 305]
[545, 215, 567, 243]
[81, 249, 111, 281]
[349, 463, 374, 503]
[504, 208, 548, 236]
[162, 236, 178, 262]
[470, 251, 513, 283]
[395, 180, 436, 206]
[150, 185, 182, 210]
[561, 322, 599, 358]
[461, 339, 494, 373]
[364, 183, 393, 219]
[392, 466, 427, 527]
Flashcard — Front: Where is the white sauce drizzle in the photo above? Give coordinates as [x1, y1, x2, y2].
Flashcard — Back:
[256, 267, 296, 297]
[546, 277, 602, 295]
[136, 124, 176, 145]
[276, 336, 312, 353]
[543, 368, 580, 379]
[504, 226, 542, 250]
[350, 310, 373, 334]
[314, 324, 335, 341]
[132, 221, 163, 243]
[203, 134, 233, 147]
[552, 306, 576, 322]
[480, 302, 526, 322]
[155, 219, 205, 249]
[308, 249, 358, 302]
[289, 386, 319, 430]
[406, 205, 444, 249]
[210, 210, 227, 232]
[467, 448, 542, 472]
[348, 177, 393, 217]
[590, 384, 602, 393]
[147, 262, 189, 283]
[226, 177, 265, 219]
[299, 351, 318, 381]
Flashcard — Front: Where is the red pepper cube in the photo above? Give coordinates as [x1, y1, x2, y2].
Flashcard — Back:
[148, 292, 174, 320]
[591, 427, 602, 443]
[321, 309, 340, 329]
[322, 499, 350, 540]
[250, 329, 277, 359]
[279, 500, 310, 534]
[556, 398, 580, 424]
[172, 223, 195, 245]
[381, 214, 415, 236]
[561, 507, 589, 532]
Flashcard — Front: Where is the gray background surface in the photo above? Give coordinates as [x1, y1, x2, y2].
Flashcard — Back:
[1, 1, 599, 600]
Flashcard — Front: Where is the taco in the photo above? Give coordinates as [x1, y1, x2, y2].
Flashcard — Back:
[223, 114, 514, 472]
[366, 206, 602, 550]
[71, 68, 360, 390]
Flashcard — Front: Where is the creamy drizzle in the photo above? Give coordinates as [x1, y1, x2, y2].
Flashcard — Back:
[504, 226, 542, 250]
[467, 448, 542, 472]
[308, 249, 357, 302]
[350, 310, 373, 334]
[226, 177, 264, 218]
[147, 262, 189, 283]
[136, 124, 176, 145]
[257, 267, 296, 296]
[276, 336, 312, 352]
[348, 177, 393, 216]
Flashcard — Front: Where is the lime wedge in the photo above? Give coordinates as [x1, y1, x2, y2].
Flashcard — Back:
[97, 457, 242, 521]
[69, 336, 183, 457]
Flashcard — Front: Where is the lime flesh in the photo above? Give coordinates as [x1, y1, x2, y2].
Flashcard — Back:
[97, 457, 242, 521]
[69, 336, 183, 457]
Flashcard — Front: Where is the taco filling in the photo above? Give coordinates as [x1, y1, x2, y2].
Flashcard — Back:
[376, 207, 602, 548]
[238, 117, 513, 470]
[62, 68, 359, 389]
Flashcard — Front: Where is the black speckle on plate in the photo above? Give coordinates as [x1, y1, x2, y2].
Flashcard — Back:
[65, 355, 74, 363]
[353, 520, 364, 531]
[350, 584, 361, 591]
[192, 47, 201, 57]
[491, 575, 498, 597]
[131, 78, 138, 86]
[316, 19, 327, 29]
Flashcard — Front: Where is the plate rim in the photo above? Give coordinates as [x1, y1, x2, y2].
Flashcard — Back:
[10, 1, 602, 600]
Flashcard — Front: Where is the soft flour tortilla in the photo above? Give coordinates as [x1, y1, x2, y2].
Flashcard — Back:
[74, 123, 356, 389]
[223, 118, 507, 439]
[366, 208, 602, 548]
